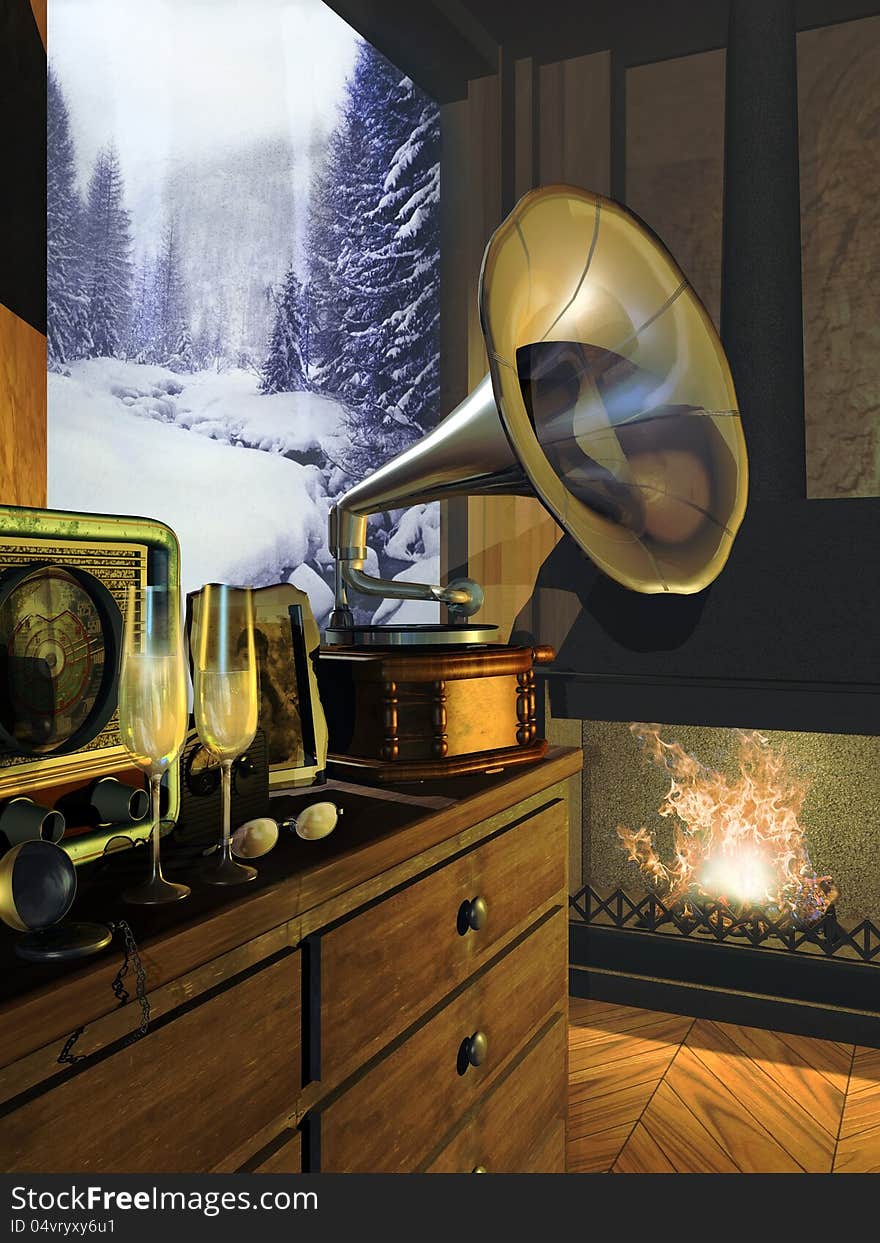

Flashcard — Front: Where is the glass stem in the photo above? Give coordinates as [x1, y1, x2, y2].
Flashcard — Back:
[220, 760, 233, 864]
[149, 773, 163, 883]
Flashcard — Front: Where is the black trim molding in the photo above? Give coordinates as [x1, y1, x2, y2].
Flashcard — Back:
[570, 921, 880, 1048]
[0, 0, 46, 332]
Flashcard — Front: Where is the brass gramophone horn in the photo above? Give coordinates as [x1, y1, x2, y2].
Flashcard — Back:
[328, 184, 748, 631]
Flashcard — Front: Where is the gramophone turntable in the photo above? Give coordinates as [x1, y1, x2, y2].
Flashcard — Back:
[319, 184, 749, 780]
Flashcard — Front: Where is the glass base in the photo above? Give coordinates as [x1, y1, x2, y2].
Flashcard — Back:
[204, 856, 257, 886]
[123, 876, 191, 905]
[16, 922, 114, 962]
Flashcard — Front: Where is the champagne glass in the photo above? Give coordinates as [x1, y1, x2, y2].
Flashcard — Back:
[117, 585, 190, 904]
[192, 584, 259, 886]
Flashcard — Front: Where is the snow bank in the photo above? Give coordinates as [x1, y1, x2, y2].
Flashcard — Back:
[61, 359, 348, 461]
[371, 557, 442, 626]
[173, 371, 349, 459]
[48, 369, 326, 604]
[385, 502, 440, 560]
[288, 562, 334, 624]
[48, 359, 440, 628]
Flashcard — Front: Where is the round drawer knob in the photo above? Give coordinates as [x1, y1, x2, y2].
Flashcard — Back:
[466, 1029, 488, 1067]
[457, 1029, 489, 1074]
[472, 1165, 488, 1174]
[458, 895, 488, 934]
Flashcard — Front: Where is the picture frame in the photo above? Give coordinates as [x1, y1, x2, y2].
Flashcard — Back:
[186, 582, 328, 789]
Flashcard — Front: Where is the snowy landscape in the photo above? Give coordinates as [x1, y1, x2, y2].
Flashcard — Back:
[46, 0, 441, 628]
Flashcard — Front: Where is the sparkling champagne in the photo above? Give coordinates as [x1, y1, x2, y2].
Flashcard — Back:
[194, 669, 258, 761]
[117, 584, 191, 906]
[118, 652, 187, 776]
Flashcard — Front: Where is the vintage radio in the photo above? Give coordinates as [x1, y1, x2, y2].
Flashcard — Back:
[0, 503, 181, 863]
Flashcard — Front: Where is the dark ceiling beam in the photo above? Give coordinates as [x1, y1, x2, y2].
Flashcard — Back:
[433, 0, 498, 68]
[797, 0, 880, 32]
[323, 0, 880, 101]
[321, 0, 498, 102]
[457, 0, 880, 67]
[494, 0, 730, 65]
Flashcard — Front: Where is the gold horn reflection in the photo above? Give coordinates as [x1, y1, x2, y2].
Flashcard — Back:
[328, 184, 748, 621]
[482, 184, 748, 594]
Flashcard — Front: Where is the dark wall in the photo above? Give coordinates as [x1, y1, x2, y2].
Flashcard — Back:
[514, 0, 880, 734]
[528, 497, 879, 733]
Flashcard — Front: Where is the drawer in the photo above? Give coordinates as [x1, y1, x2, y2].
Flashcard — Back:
[0, 951, 300, 1173]
[315, 907, 566, 1172]
[250, 1129, 302, 1174]
[319, 798, 566, 1077]
[525, 1118, 566, 1173]
[426, 1015, 567, 1173]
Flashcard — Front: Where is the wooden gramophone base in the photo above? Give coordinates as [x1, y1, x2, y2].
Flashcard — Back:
[327, 739, 549, 783]
[317, 642, 555, 784]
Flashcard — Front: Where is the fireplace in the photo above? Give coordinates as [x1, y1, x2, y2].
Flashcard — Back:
[565, 719, 880, 1045]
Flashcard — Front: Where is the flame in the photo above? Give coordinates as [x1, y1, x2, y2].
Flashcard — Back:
[616, 725, 838, 925]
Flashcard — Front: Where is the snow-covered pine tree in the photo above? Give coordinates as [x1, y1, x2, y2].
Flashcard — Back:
[307, 45, 408, 411]
[305, 43, 440, 472]
[152, 222, 188, 364]
[81, 144, 132, 358]
[47, 67, 91, 366]
[375, 78, 440, 435]
[190, 297, 230, 372]
[166, 320, 195, 373]
[260, 265, 307, 394]
[126, 256, 157, 361]
[206, 297, 230, 372]
[305, 109, 368, 401]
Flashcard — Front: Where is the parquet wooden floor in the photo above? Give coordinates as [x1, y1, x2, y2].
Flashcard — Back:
[567, 997, 880, 1173]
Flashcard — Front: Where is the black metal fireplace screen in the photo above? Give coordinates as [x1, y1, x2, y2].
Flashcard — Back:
[570, 884, 880, 965]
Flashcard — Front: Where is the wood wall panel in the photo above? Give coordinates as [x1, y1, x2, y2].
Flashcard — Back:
[467, 52, 611, 640]
[538, 51, 610, 192]
[626, 50, 725, 328]
[439, 94, 474, 583]
[449, 69, 526, 636]
[0, 303, 46, 508]
[513, 57, 535, 200]
[30, 0, 46, 48]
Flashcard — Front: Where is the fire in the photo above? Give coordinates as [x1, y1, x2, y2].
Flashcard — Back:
[616, 725, 838, 926]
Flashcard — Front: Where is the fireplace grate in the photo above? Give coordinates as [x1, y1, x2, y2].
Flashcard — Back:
[570, 884, 880, 964]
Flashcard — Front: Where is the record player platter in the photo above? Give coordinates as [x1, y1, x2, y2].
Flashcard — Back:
[322, 623, 499, 647]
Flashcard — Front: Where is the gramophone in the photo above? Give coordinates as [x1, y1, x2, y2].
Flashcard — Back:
[319, 184, 748, 781]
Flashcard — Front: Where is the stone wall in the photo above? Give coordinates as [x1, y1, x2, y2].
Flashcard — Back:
[799, 17, 880, 499]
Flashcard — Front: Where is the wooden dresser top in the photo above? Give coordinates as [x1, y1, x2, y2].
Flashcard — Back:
[0, 747, 581, 1069]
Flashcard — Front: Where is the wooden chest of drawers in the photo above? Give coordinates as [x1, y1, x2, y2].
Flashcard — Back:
[0, 747, 581, 1174]
[0, 953, 301, 1173]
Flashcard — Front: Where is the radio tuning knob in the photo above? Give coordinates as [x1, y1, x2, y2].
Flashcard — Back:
[232, 752, 260, 796]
